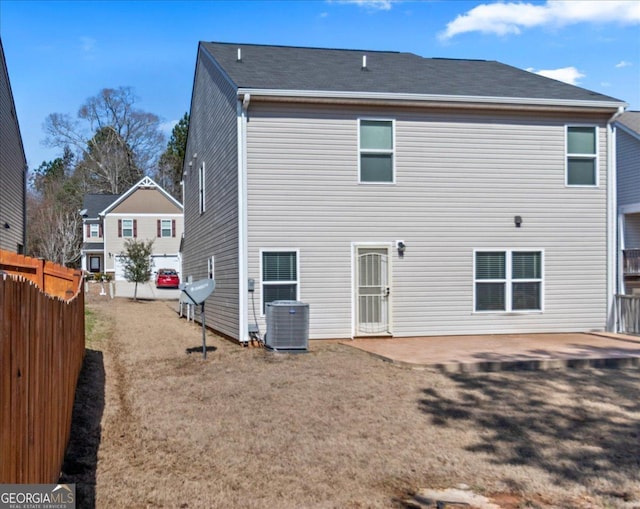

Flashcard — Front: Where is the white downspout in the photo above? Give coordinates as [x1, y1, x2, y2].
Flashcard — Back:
[238, 93, 250, 344]
[606, 106, 624, 331]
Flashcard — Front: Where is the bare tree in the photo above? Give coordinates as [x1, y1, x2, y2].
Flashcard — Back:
[44, 87, 165, 194]
[27, 193, 82, 266]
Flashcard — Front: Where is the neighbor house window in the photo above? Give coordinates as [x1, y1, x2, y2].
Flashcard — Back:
[208, 256, 215, 280]
[119, 219, 136, 238]
[158, 219, 174, 238]
[90, 224, 100, 238]
[475, 250, 543, 312]
[359, 119, 394, 183]
[198, 162, 206, 214]
[261, 250, 298, 313]
[566, 126, 597, 186]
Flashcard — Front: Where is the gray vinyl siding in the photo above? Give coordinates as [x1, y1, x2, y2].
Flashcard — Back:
[246, 102, 611, 338]
[182, 47, 240, 339]
[617, 129, 640, 208]
[624, 214, 640, 248]
[0, 42, 26, 253]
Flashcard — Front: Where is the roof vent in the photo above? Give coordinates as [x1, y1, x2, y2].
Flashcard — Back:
[237, 48, 242, 62]
[361, 55, 367, 70]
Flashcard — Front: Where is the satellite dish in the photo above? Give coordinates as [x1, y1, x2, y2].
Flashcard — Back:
[180, 279, 216, 359]
[179, 279, 215, 305]
[79, 209, 88, 216]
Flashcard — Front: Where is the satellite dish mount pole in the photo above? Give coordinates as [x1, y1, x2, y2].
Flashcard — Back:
[201, 301, 207, 359]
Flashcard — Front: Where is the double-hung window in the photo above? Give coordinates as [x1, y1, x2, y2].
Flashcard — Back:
[566, 126, 597, 186]
[475, 250, 543, 312]
[359, 119, 394, 183]
[198, 162, 206, 214]
[261, 251, 298, 313]
[160, 219, 172, 237]
[121, 219, 134, 238]
[89, 224, 100, 238]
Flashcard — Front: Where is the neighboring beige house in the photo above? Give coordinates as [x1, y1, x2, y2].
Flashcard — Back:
[0, 38, 26, 253]
[182, 42, 627, 343]
[616, 111, 640, 294]
[80, 176, 184, 280]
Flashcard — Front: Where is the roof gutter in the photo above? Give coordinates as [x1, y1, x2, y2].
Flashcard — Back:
[607, 106, 625, 331]
[238, 88, 626, 111]
[237, 92, 250, 344]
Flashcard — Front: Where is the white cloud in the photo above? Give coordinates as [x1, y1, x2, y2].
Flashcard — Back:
[441, 1, 640, 40]
[79, 37, 96, 53]
[160, 120, 178, 135]
[615, 60, 632, 68]
[331, 0, 396, 11]
[527, 66, 585, 85]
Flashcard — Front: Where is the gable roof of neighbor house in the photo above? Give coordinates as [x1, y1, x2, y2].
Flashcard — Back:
[200, 42, 625, 109]
[616, 111, 640, 140]
[82, 194, 121, 220]
[100, 176, 183, 216]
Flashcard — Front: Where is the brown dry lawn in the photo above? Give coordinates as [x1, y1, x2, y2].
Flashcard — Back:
[61, 292, 640, 508]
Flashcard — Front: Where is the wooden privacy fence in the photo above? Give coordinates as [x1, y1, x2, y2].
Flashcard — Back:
[0, 250, 82, 301]
[616, 294, 640, 335]
[0, 249, 85, 483]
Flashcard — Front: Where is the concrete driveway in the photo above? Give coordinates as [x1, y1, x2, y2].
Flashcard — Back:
[113, 281, 180, 300]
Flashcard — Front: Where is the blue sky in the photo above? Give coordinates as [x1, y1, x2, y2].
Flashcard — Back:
[1, 0, 639, 169]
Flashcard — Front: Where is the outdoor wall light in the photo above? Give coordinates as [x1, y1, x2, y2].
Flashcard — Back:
[3, 222, 9, 229]
[396, 240, 406, 254]
[514, 216, 523, 228]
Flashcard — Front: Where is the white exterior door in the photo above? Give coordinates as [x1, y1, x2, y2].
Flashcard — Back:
[356, 247, 391, 335]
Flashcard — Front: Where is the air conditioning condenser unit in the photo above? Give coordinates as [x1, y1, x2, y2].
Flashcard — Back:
[265, 300, 309, 352]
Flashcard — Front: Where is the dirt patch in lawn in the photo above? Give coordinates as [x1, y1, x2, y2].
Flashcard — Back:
[61, 296, 640, 508]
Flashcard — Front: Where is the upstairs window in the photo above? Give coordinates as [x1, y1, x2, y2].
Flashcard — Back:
[158, 219, 175, 238]
[261, 251, 298, 313]
[89, 224, 100, 238]
[119, 219, 135, 238]
[198, 162, 206, 214]
[475, 250, 543, 312]
[566, 126, 597, 186]
[359, 119, 394, 183]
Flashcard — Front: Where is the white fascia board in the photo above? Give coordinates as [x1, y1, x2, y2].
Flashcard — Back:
[100, 176, 183, 216]
[238, 88, 626, 111]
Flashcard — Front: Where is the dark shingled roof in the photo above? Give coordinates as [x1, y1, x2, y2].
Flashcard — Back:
[201, 42, 622, 105]
[82, 194, 120, 218]
[618, 111, 640, 135]
[82, 242, 104, 251]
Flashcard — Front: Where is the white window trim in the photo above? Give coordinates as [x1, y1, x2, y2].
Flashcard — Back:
[259, 248, 300, 317]
[198, 161, 206, 214]
[208, 256, 215, 280]
[160, 219, 172, 238]
[473, 249, 545, 314]
[89, 223, 100, 238]
[565, 125, 599, 188]
[121, 218, 134, 238]
[358, 117, 396, 185]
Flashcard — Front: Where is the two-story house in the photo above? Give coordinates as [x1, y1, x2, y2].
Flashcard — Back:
[80, 176, 184, 280]
[181, 42, 626, 344]
[616, 111, 640, 294]
[0, 38, 27, 253]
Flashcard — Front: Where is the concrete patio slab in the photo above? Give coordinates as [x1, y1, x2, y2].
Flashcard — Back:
[341, 332, 640, 372]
